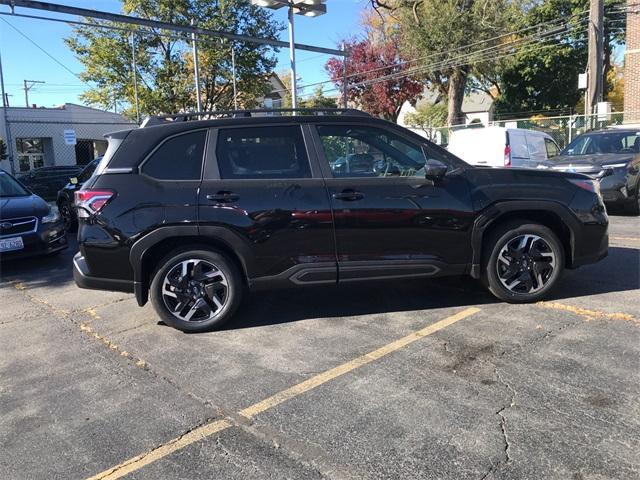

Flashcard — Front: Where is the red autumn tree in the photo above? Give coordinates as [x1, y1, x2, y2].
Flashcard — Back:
[326, 36, 423, 122]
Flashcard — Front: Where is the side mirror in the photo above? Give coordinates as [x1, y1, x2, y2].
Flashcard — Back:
[70, 177, 79, 185]
[424, 159, 448, 181]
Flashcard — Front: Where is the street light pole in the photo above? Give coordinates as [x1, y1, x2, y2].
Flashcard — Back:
[130, 32, 140, 125]
[0, 47, 16, 174]
[191, 18, 203, 112]
[250, 1, 327, 110]
[288, 5, 297, 108]
[231, 43, 238, 110]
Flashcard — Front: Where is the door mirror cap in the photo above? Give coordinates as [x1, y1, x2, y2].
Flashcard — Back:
[70, 177, 79, 185]
[424, 160, 448, 180]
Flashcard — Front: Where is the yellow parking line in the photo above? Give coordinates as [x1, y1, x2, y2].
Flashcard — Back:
[537, 301, 638, 324]
[86, 419, 232, 480]
[610, 236, 640, 242]
[86, 307, 481, 480]
[239, 307, 481, 418]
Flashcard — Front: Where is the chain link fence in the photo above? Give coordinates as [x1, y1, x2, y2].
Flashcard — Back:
[427, 111, 640, 148]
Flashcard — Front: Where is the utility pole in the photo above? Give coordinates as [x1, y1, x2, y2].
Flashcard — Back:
[191, 19, 202, 113]
[586, 0, 604, 122]
[23, 79, 45, 107]
[130, 32, 140, 125]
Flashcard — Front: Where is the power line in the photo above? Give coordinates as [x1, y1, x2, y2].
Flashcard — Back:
[0, 16, 87, 83]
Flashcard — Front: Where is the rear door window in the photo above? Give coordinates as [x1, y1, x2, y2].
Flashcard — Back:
[508, 131, 529, 159]
[215, 126, 311, 179]
[142, 130, 206, 180]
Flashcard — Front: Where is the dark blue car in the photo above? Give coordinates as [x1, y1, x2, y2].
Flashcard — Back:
[0, 169, 67, 260]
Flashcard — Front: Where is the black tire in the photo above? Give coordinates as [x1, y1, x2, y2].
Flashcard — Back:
[149, 248, 243, 332]
[58, 200, 77, 232]
[482, 222, 564, 303]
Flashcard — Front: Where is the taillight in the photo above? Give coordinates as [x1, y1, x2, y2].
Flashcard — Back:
[504, 145, 511, 166]
[568, 178, 601, 197]
[75, 189, 115, 218]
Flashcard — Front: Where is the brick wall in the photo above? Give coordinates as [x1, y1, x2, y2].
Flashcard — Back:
[624, 1, 640, 122]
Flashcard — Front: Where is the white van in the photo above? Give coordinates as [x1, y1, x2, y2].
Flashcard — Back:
[447, 126, 560, 168]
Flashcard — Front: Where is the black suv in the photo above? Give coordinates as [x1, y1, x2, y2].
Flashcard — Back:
[73, 109, 609, 332]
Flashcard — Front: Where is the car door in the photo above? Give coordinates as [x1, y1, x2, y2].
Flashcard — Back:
[310, 122, 475, 282]
[198, 124, 336, 287]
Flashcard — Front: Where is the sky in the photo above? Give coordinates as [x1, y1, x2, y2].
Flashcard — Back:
[0, 0, 367, 108]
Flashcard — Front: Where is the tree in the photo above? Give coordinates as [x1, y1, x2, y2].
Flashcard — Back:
[492, 0, 625, 117]
[301, 86, 338, 109]
[66, 0, 283, 118]
[0, 138, 7, 161]
[326, 36, 422, 122]
[403, 102, 447, 140]
[371, 0, 517, 127]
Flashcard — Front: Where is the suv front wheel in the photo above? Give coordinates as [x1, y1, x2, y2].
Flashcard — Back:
[150, 248, 242, 332]
[483, 222, 565, 303]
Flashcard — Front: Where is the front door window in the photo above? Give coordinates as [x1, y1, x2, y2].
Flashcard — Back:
[316, 125, 425, 177]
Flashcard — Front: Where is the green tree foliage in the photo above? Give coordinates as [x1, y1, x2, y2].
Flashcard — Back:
[301, 86, 338, 109]
[0, 138, 7, 161]
[66, 0, 283, 118]
[493, 0, 625, 116]
[403, 102, 447, 140]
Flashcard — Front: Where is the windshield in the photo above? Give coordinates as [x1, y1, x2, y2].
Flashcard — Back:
[560, 132, 640, 156]
[0, 172, 30, 197]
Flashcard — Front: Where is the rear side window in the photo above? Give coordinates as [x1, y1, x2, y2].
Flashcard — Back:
[216, 126, 311, 179]
[142, 130, 206, 180]
[544, 138, 559, 158]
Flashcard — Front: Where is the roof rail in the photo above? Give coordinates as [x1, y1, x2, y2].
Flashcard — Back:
[140, 108, 370, 127]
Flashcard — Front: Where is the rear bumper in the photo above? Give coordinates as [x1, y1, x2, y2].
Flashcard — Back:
[73, 252, 134, 293]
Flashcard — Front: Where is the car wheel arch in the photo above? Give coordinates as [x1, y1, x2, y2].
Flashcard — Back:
[130, 226, 252, 306]
[470, 202, 576, 278]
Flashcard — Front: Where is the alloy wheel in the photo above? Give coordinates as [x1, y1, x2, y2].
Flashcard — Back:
[496, 234, 556, 294]
[161, 259, 229, 322]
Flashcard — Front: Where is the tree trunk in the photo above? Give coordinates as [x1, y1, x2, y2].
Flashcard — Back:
[447, 67, 468, 127]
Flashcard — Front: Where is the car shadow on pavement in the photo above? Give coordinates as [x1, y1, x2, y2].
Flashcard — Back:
[226, 246, 639, 330]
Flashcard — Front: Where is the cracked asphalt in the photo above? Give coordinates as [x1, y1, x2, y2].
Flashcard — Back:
[1, 214, 638, 480]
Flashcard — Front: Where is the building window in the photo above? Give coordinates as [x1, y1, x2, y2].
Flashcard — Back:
[16, 138, 45, 172]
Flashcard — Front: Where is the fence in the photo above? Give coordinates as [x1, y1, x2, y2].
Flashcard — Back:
[428, 111, 640, 148]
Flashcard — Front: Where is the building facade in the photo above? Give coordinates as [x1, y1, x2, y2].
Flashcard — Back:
[624, 0, 639, 123]
[0, 103, 135, 174]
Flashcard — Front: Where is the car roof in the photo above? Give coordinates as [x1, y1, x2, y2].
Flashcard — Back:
[582, 128, 640, 135]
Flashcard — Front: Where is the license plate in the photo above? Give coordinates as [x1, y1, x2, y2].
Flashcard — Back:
[0, 236, 24, 252]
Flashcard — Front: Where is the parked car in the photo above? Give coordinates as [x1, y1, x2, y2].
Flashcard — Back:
[447, 126, 560, 168]
[17, 165, 84, 201]
[73, 109, 608, 332]
[57, 157, 102, 231]
[544, 129, 640, 215]
[0, 169, 67, 260]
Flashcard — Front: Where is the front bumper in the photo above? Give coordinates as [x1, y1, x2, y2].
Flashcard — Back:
[0, 221, 68, 261]
[598, 168, 635, 205]
[73, 252, 134, 293]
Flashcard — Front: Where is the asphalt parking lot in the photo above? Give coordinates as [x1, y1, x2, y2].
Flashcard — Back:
[1, 214, 639, 480]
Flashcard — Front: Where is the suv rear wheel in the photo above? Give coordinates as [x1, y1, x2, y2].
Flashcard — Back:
[483, 222, 564, 303]
[150, 248, 242, 332]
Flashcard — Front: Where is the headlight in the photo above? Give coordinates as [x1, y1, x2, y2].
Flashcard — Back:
[602, 162, 629, 169]
[42, 207, 61, 224]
